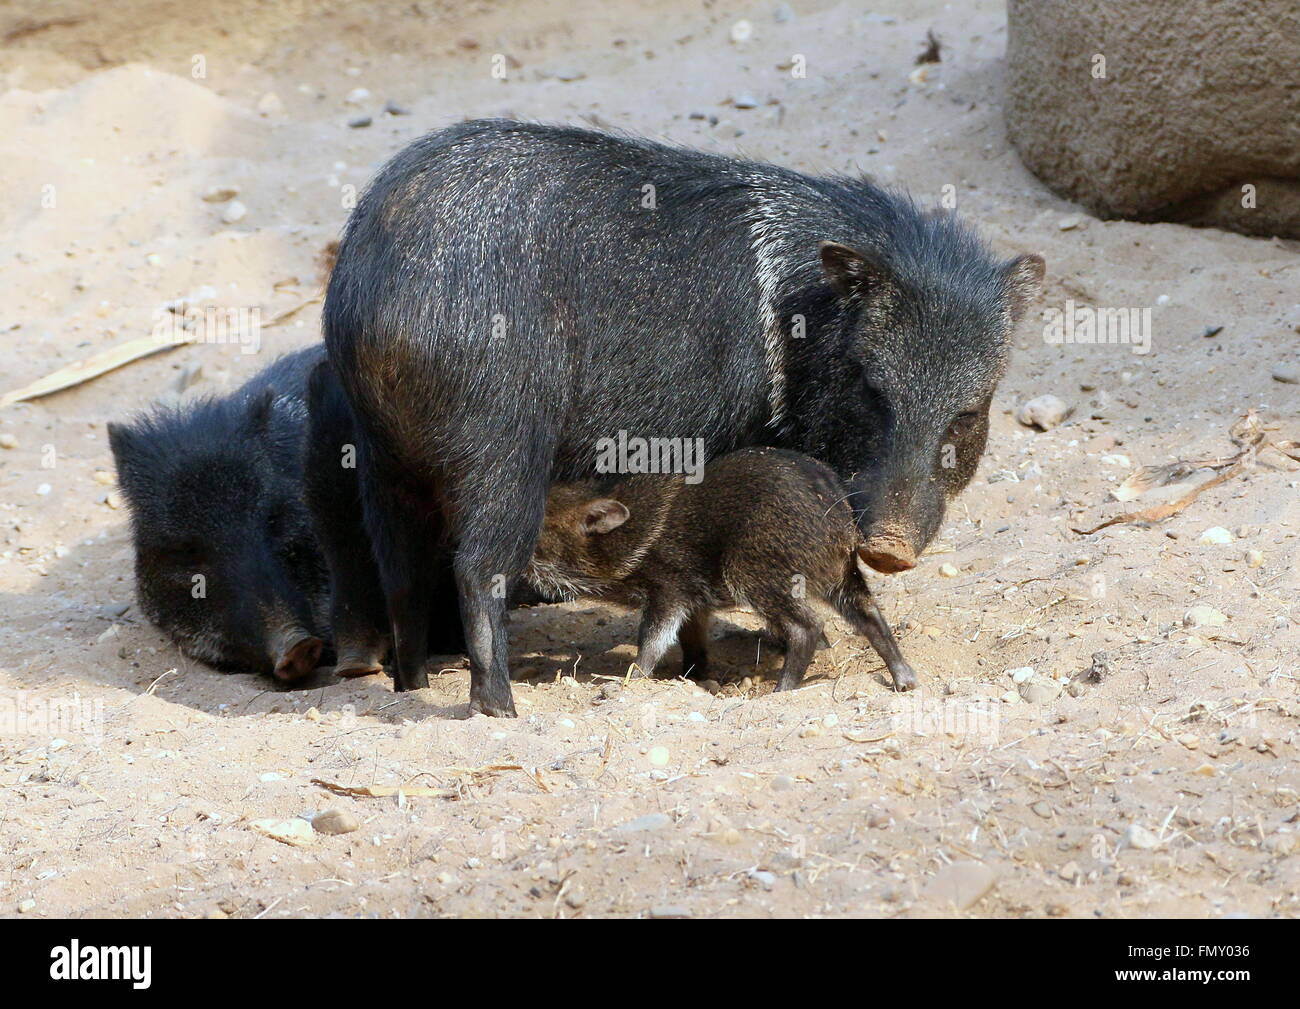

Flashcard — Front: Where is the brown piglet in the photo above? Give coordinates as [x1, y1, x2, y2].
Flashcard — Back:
[526, 448, 918, 692]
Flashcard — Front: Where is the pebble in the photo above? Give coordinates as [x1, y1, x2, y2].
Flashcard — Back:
[649, 905, 691, 918]
[1198, 526, 1233, 545]
[1246, 549, 1264, 568]
[1183, 605, 1227, 628]
[1124, 823, 1160, 850]
[1057, 214, 1082, 231]
[647, 745, 670, 766]
[384, 99, 411, 116]
[201, 185, 239, 203]
[0, 433, 15, 449]
[250, 817, 314, 846]
[552, 68, 586, 82]
[773, 2, 795, 22]
[615, 812, 672, 833]
[1272, 367, 1298, 384]
[730, 19, 753, 42]
[312, 808, 360, 835]
[348, 115, 373, 129]
[1007, 666, 1035, 684]
[923, 861, 998, 911]
[221, 200, 247, 224]
[18, 898, 36, 913]
[1016, 394, 1071, 431]
[303, 706, 321, 722]
[1058, 860, 1080, 881]
[256, 91, 283, 115]
[938, 562, 959, 578]
[771, 774, 795, 792]
[345, 87, 370, 105]
[732, 93, 759, 109]
[1018, 676, 1062, 704]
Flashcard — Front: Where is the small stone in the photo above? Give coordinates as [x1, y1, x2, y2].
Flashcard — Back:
[1058, 860, 1080, 881]
[1019, 676, 1062, 704]
[938, 562, 960, 578]
[1177, 733, 1199, 750]
[201, 185, 239, 203]
[773, 2, 794, 22]
[221, 200, 247, 224]
[18, 898, 36, 913]
[1008, 666, 1035, 684]
[383, 99, 411, 115]
[1057, 214, 1082, 231]
[348, 115, 373, 129]
[1198, 526, 1234, 545]
[647, 745, 670, 767]
[312, 808, 360, 835]
[36, 483, 51, 496]
[1030, 801, 1053, 818]
[1183, 605, 1227, 628]
[923, 861, 998, 911]
[0, 433, 17, 449]
[730, 19, 753, 42]
[1016, 394, 1072, 431]
[553, 68, 586, 82]
[615, 812, 672, 833]
[732, 93, 759, 109]
[799, 723, 823, 738]
[771, 774, 795, 792]
[256, 91, 283, 115]
[303, 706, 321, 722]
[649, 905, 691, 918]
[1124, 823, 1160, 850]
[1271, 367, 1298, 384]
[345, 87, 371, 105]
[1246, 549, 1264, 568]
[250, 817, 314, 846]
[105, 491, 123, 510]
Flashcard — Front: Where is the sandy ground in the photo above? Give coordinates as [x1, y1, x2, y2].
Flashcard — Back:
[1, 0, 1297, 919]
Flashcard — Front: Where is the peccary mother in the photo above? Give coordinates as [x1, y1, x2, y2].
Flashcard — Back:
[325, 119, 1044, 716]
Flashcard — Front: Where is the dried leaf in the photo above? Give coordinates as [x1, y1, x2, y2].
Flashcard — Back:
[1, 333, 195, 406]
[311, 778, 455, 799]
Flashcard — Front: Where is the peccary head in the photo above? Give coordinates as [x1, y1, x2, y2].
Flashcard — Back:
[527, 483, 641, 598]
[107, 389, 329, 681]
[783, 216, 1044, 574]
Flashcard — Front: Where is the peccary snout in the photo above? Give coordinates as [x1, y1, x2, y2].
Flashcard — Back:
[861, 534, 917, 573]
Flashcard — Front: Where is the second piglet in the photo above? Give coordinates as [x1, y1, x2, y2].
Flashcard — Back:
[526, 447, 918, 692]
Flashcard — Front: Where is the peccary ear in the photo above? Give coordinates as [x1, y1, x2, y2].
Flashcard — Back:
[1002, 253, 1046, 323]
[245, 387, 277, 439]
[580, 498, 630, 535]
[820, 241, 888, 300]
[106, 421, 133, 464]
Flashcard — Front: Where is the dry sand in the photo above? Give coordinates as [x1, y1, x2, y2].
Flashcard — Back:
[0, 0, 1296, 919]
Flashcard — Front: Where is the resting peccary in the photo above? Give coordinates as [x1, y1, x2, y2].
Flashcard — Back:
[108, 347, 331, 681]
[324, 119, 1044, 715]
[526, 448, 918, 692]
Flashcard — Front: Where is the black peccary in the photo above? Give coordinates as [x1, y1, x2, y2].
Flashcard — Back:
[108, 347, 332, 682]
[324, 119, 1044, 716]
[526, 448, 918, 692]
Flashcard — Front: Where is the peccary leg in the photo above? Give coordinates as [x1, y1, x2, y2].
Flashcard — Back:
[774, 620, 819, 692]
[633, 600, 689, 678]
[447, 455, 552, 718]
[360, 462, 438, 692]
[678, 610, 711, 680]
[856, 598, 918, 691]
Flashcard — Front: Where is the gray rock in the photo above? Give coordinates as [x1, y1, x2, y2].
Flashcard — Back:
[923, 861, 999, 911]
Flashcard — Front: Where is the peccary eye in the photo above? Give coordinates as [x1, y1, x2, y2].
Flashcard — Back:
[947, 412, 980, 439]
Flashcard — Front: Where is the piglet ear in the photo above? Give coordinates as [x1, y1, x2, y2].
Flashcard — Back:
[106, 421, 133, 463]
[581, 499, 630, 535]
[244, 387, 277, 439]
[1002, 253, 1046, 323]
[820, 241, 888, 300]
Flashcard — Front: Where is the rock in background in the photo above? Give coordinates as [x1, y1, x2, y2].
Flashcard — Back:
[1004, 0, 1300, 237]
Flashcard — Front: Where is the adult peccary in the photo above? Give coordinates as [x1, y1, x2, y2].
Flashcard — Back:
[527, 448, 919, 692]
[108, 347, 333, 680]
[324, 119, 1044, 716]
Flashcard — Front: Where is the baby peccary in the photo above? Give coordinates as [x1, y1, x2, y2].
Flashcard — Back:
[526, 448, 918, 692]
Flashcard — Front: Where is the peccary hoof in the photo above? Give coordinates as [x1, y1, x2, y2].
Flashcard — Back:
[468, 698, 518, 718]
